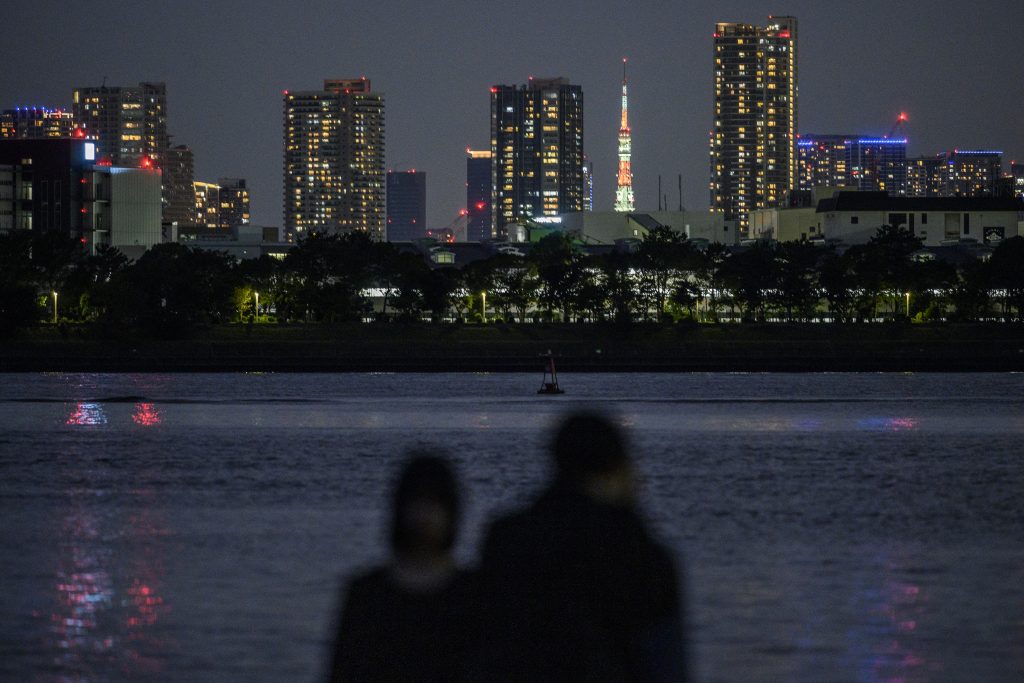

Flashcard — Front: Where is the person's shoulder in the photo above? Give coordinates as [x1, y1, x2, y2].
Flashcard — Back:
[484, 505, 534, 541]
[479, 506, 538, 566]
[344, 566, 391, 599]
[348, 565, 388, 584]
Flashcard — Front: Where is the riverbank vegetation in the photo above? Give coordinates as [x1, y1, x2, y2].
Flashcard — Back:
[3, 226, 1024, 339]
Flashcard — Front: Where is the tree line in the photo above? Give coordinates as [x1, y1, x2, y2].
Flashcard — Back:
[2, 225, 1024, 338]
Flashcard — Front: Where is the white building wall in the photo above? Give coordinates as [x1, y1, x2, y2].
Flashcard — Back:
[109, 167, 162, 251]
[749, 207, 821, 242]
[822, 209, 1020, 246]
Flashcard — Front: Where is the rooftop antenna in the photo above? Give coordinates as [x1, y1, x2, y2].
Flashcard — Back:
[678, 174, 683, 211]
[102, 76, 107, 88]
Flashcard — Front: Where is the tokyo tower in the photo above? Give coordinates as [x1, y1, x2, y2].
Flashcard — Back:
[614, 57, 635, 212]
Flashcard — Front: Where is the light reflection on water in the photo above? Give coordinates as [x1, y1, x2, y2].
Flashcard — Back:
[858, 417, 919, 431]
[131, 403, 162, 427]
[65, 403, 108, 426]
[858, 551, 932, 682]
[2, 373, 1023, 681]
[42, 466, 172, 680]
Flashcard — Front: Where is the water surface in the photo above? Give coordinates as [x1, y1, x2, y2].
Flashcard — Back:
[1, 372, 1022, 681]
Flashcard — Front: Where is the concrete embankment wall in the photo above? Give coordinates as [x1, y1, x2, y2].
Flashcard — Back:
[3, 323, 1024, 372]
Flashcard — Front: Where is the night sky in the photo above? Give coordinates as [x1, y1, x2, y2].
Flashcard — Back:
[3, 0, 1021, 229]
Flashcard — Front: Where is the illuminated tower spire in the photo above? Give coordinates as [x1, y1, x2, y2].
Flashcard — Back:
[614, 57, 635, 212]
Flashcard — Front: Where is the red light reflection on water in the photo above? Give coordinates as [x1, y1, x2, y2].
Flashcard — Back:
[126, 580, 163, 628]
[857, 417, 919, 432]
[66, 403, 108, 426]
[132, 403, 162, 426]
[50, 510, 116, 670]
[45, 487, 172, 678]
[859, 553, 934, 681]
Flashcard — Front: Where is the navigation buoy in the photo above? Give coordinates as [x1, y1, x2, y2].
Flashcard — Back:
[537, 350, 565, 395]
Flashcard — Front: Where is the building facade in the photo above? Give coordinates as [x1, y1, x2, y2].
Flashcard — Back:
[0, 138, 161, 254]
[171, 224, 288, 261]
[194, 181, 220, 229]
[490, 77, 585, 239]
[907, 155, 944, 197]
[817, 191, 1020, 246]
[282, 78, 385, 241]
[940, 150, 1002, 197]
[582, 156, 594, 212]
[1, 107, 78, 139]
[847, 138, 906, 195]
[466, 149, 492, 241]
[797, 135, 848, 190]
[798, 135, 906, 195]
[710, 16, 798, 234]
[218, 178, 250, 230]
[554, 209, 738, 245]
[386, 170, 426, 241]
[162, 144, 195, 225]
[71, 82, 168, 166]
[1012, 162, 1024, 200]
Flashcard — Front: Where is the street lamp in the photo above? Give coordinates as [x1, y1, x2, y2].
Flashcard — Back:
[480, 291, 487, 323]
[905, 291, 910, 317]
[254, 291, 260, 322]
[52, 291, 58, 324]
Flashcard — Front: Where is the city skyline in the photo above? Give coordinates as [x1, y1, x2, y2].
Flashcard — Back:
[2, 0, 1021, 230]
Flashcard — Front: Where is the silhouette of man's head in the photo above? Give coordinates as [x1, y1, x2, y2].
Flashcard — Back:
[553, 413, 635, 504]
[391, 454, 460, 560]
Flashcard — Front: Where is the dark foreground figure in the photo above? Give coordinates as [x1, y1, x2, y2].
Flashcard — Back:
[474, 412, 687, 681]
[327, 455, 473, 682]
[328, 416, 686, 681]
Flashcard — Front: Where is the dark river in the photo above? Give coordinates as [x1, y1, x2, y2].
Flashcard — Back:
[1, 372, 1022, 681]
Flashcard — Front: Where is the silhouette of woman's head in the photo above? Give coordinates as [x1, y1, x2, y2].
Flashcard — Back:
[391, 454, 460, 560]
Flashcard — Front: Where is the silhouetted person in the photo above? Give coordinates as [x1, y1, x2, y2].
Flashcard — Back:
[476, 413, 687, 682]
[327, 454, 472, 682]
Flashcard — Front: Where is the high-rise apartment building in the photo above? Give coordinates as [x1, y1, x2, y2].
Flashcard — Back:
[1, 107, 78, 139]
[386, 170, 426, 241]
[162, 144, 195, 225]
[907, 156, 944, 197]
[940, 149, 1002, 197]
[710, 16, 798, 233]
[490, 77, 584, 239]
[194, 181, 220, 229]
[218, 178, 250, 230]
[798, 135, 906, 195]
[71, 82, 168, 166]
[582, 156, 594, 212]
[282, 78, 385, 241]
[847, 138, 906, 196]
[466, 149, 492, 241]
[797, 135, 849, 190]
